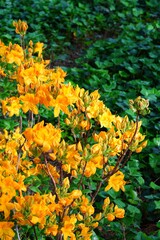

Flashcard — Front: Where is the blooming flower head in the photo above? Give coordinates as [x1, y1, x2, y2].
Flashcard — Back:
[105, 169, 126, 192]
[0, 222, 15, 240]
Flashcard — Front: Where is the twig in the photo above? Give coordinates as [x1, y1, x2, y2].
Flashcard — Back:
[33, 225, 38, 240]
[122, 223, 126, 240]
[19, 116, 22, 133]
[16, 151, 21, 171]
[91, 181, 103, 204]
[15, 224, 21, 240]
[44, 154, 59, 201]
[57, 232, 63, 240]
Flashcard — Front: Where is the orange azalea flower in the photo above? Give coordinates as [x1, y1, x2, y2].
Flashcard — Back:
[1, 97, 21, 117]
[22, 121, 44, 154]
[78, 223, 92, 240]
[58, 190, 81, 209]
[84, 161, 96, 177]
[52, 94, 70, 117]
[52, 84, 78, 117]
[45, 224, 58, 236]
[14, 193, 57, 228]
[17, 62, 48, 91]
[80, 196, 95, 216]
[6, 46, 24, 65]
[34, 123, 61, 152]
[18, 66, 39, 87]
[34, 42, 44, 57]
[0, 194, 15, 219]
[36, 85, 53, 107]
[103, 197, 125, 221]
[12, 127, 25, 146]
[5, 140, 19, 160]
[20, 93, 39, 114]
[61, 215, 77, 240]
[30, 202, 51, 228]
[70, 189, 82, 199]
[99, 108, 115, 129]
[0, 43, 24, 66]
[0, 222, 15, 240]
[1, 177, 16, 197]
[86, 97, 105, 119]
[23, 121, 61, 153]
[64, 144, 81, 171]
[105, 170, 126, 192]
[49, 67, 66, 87]
[114, 205, 125, 219]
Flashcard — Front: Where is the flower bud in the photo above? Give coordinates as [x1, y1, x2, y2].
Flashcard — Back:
[129, 96, 150, 116]
[77, 213, 83, 221]
[92, 222, 99, 228]
[13, 20, 28, 36]
[107, 213, 115, 221]
[63, 177, 70, 189]
[95, 212, 102, 221]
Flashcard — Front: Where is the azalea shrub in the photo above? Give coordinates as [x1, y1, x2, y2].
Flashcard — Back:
[0, 21, 149, 240]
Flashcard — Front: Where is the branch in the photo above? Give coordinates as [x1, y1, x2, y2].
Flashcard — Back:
[44, 154, 59, 201]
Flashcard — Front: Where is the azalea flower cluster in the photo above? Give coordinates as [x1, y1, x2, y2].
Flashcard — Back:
[0, 21, 148, 239]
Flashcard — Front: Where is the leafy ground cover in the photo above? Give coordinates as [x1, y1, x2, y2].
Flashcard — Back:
[0, 0, 160, 239]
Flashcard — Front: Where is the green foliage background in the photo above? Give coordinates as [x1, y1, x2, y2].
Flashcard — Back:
[0, 0, 160, 239]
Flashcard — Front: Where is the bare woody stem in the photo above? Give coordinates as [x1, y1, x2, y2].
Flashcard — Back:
[28, 220, 38, 240]
[20, 35, 25, 49]
[57, 233, 63, 240]
[44, 154, 59, 201]
[91, 181, 103, 204]
[15, 225, 21, 240]
[28, 110, 34, 127]
[33, 225, 38, 240]
[16, 151, 21, 171]
[19, 116, 22, 133]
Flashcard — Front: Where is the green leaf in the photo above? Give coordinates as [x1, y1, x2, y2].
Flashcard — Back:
[91, 231, 99, 240]
[127, 204, 141, 216]
[145, 195, 159, 200]
[150, 182, 160, 190]
[153, 137, 160, 147]
[114, 199, 126, 208]
[156, 221, 160, 228]
[136, 176, 145, 185]
[134, 231, 155, 240]
[147, 24, 154, 31]
[154, 200, 160, 209]
[1, 33, 12, 40]
[132, 8, 143, 17]
[107, 189, 120, 199]
[29, 186, 41, 193]
[149, 154, 160, 171]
